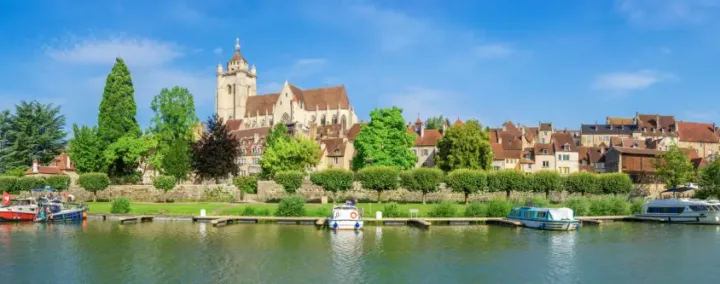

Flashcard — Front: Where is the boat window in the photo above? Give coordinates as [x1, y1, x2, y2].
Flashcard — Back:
[536, 212, 547, 218]
[509, 210, 519, 217]
[689, 205, 708, 212]
[647, 207, 685, 214]
[713, 205, 720, 211]
[523, 211, 534, 218]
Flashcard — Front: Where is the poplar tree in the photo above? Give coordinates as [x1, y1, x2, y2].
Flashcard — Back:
[98, 57, 141, 145]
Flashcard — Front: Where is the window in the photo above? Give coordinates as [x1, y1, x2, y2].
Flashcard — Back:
[510, 210, 520, 217]
[422, 149, 428, 156]
[541, 149, 547, 154]
[595, 163, 604, 169]
[558, 154, 570, 161]
[332, 114, 338, 125]
[333, 157, 339, 164]
[563, 144, 569, 151]
[241, 158, 246, 165]
[642, 127, 647, 132]
[541, 138, 546, 143]
[523, 211, 534, 218]
[700, 142, 705, 147]
[493, 166, 501, 170]
[604, 136, 609, 141]
[536, 212, 547, 218]
[528, 164, 533, 169]
[542, 161, 550, 168]
[544, 131, 548, 136]
[689, 205, 708, 212]
[560, 167, 569, 174]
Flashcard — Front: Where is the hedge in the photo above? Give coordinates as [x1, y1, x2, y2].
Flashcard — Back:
[46, 175, 71, 191]
[111, 197, 131, 214]
[233, 176, 258, 194]
[446, 169, 487, 204]
[0, 176, 18, 194]
[357, 166, 399, 202]
[528, 171, 563, 199]
[275, 195, 306, 216]
[600, 173, 633, 195]
[487, 170, 526, 199]
[17, 176, 46, 191]
[401, 168, 444, 204]
[564, 172, 600, 196]
[78, 173, 110, 201]
[274, 171, 304, 194]
[310, 168, 354, 194]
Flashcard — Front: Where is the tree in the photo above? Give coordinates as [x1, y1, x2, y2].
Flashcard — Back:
[162, 139, 192, 181]
[654, 144, 695, 189]
[698, 158, 720, 199]
[488, 170, 526, 199]
[445, 169, 487, 204]
[425, 115, 450, 131]
[68, 124, 105, 173]
[103, 135, 158, 180]
[357, 165, 399, 203]
[260, 136, 321, 178]
[0, 110, 11, 173]
[98, 57, 141, 146]
[274, 170, 304, 194]
[310, 168, 354, 202]
[0, 101, 66, 170]
[564, 172, 600, 196]
[191, 115, 240, 182]
[153, 175, 177, 202]
[266, 123, 290, 147]
[149, 86, 199, 155]
[353, 107, 417, 170]
[529, 171, 563, 199]
[233, 176, 258, 201]
[600, 173, 633, 196]
[78, 173, 110, 202]
[401, 168, 444, 204]
[436, 119, 493, 172]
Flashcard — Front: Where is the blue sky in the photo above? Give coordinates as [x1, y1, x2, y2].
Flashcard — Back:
[2, 0, 720, 131]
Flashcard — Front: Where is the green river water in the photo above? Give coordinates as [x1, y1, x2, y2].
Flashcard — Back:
[1, 221, 719, 283]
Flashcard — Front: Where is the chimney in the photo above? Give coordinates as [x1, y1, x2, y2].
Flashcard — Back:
[32, 159, 39, 174]
[610, 124, 613, 130]
[594, 121, 598, 131]
[656, 114, 661, 129]
[498, 134, 502, 144]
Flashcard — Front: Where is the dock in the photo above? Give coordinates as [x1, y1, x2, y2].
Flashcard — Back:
[408, 218, 431, 229]
[485, 218, 522, 227]
[119, 216, 154, 224]
[207, 216, 326, 227]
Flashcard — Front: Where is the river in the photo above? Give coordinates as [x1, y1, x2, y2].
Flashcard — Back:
[1, 221, 718, 283]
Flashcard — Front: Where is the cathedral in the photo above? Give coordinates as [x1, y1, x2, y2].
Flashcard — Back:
[216, 38, 358, 132]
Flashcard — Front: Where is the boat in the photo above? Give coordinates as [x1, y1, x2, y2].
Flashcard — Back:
[507, 207, 579, 231]
[0, 198, 39, 221]
[636, 198, 720, 224]
[34, 198, 88, 222]
[327, 204, 364, 230]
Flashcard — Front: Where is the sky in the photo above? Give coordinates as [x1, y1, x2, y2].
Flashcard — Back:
[2, 0, 720, 132]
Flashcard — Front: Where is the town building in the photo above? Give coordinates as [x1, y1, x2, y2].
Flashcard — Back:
[407, 119, 444, 168]
[25, 153, 78, 183]
[676, 121, 720, 157]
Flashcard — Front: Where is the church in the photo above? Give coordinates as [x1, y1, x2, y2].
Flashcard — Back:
[216, 38, 360, 175]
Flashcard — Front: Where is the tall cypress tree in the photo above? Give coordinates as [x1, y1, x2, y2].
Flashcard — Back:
[98, 57, 141, 145]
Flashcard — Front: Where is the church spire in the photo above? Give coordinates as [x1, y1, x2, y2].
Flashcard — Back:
[235, 37, 240, 52]
[229, 37, 244, 63]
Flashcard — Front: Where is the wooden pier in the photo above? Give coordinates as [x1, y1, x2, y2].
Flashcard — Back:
[485, 218, 522, 227]
[408, 219, 431, 229]
[207, 216, 326, 227]
[119, 216, 154, 224]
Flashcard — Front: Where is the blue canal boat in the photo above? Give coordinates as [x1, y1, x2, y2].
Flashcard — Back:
[34, 198, 87, 222]
[507, 207, 579, 231]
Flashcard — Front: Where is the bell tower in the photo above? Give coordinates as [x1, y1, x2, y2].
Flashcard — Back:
[216, 37, 257, 121]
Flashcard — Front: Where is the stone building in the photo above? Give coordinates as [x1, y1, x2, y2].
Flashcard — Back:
[676, 121, 720, 158]
[408, 119, 443, 168]
[25, 153, 78, 184]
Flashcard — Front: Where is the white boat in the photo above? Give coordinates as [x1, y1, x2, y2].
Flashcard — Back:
[507, 207, 579, 231]
[0, 198, 39, 222]
[327, 205, 363, 230]
[636, 199, 720, 224]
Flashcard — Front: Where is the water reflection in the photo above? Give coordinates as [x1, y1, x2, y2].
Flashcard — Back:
[545, 231, 578, 282]
[330, 230, 364, 284]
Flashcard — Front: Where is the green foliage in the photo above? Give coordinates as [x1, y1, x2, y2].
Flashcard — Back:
[487, 170, 527, 199]
[564, 197, 591, 216]
[3, 167, 26, 177]
[274, 171, 304, 194]
[445, 169, 487, 204]
[45, 175, 70, 190]
[522, 196, 550, 208]
[309, 168, 354, 193]
[698, 158, 720, 199]
[110, 197, 131, 214]
[486, 199, 514, 217]
[352, 107, 417, 170]
[17, 176, 45, 191]
[153, 175, 177, 192]
[275, 195, 306, 217]
[162, 139, 192, 181]
[201, 186, 235, 202]
[78, 173, 111, 193]
[241, 207, 257, 216]
[382, 203, 401, 217]
[149, 86, 199, 154]
[233, 176, 258, 194]
[266, 123, 290, 148]
[436, 119, 493, 171]
[464, 202, 488, 217]
[104, 135, 157, 179]
[0, 101, 66, 170]
[357, 166, 400, 202]
[564, 172, 600, 195]
[191, 115, 240, 181]
[314, 206, 331, 217]
[428, 201, 457, 217]
[528, 171, 562, 198]
[260, 136, 320, 178]
[68, 125, 105, 173]
[589, 197, 631, 216]
[424, 115, 450, 131]
[631, 198, 646, 214]
[0, 176, 18, 193]
[98, 57, 141, 145]
[655, 144, 696, 188]
[401, 167, 444, 204]
[599, 173, 633, 195]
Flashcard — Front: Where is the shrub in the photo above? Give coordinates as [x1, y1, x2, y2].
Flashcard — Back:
[17, 176, 46, 192]
[631, 198, 646, 214]
[486, 199, 513, 217]
[382, 203, 401, 217]
[78, 173, 111, 202]
[464, 202, 488, 217]
[0, 176, 18, 194]
[600, 173, 633, 195]
[564, 172, 600, 195]
[357, 166, 399, 202]
[3, 167, 26, 177]
[201, 186, 235, 202]
[402, 168, 444, 204]
[275, 195, 306, 217]
[314, 206, 331, 217]
[257, 208, 271, 216]
[241, 207, 256, 216]
[446, 169, 487, 204]
[519, 196, 551, 208]
[487, 170, 526, 199]
[233, 176, 258, 194]
[428, 201, 457, 217]
[45, 175, 71, 191]
[564, 197, 591, 216]
[274, 171, 304, 194]
[310, 168, 354, 201]
[110, 197, 131, 214]
[153, 175, 177, 202]
[589, 197, 631, 216]
[528, 171, 562, 199]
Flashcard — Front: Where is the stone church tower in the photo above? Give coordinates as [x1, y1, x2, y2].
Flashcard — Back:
[216, 38, 257, 120]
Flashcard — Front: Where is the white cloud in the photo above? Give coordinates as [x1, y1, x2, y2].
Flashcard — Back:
[46, 36, 184, 67]
[213, 47, 223, 55]
[295, 58, 327, 66]
[592, 69, 676, 92]
[617, 0, 720, 26]
[475, 44, 515, 59]
[386, 87, 483, 124]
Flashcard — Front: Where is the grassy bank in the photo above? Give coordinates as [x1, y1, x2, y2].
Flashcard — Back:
[88, 196, 646, 218]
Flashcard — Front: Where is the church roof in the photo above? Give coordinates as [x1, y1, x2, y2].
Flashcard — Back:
[245, 94, 279, 117]
[301, 86, 350, 111]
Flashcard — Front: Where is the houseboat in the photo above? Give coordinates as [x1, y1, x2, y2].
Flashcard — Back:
[34, 199, 88, 222]
[0, 198, 39, 221]
[636, 199, 720, 224]
[327, 204, 364, 230]
[508, 207, 579, 231]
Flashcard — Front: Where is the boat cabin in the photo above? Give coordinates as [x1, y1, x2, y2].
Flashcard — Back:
[642, 199, 720, 214]
[330, 205, 362, 221]
[509, 207, 575, 221]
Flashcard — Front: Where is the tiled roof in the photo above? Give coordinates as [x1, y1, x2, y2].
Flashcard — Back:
[52, 153, 76, 171]
[677, 121, 720, 143]
[226, 119, 243, 131]
[503, 121, 519, 132]
[611, 147, 662, 156]
[637, 114, 675, 131]
[229, 51, 243, 63]
[301, 86, 350, 111]
[609, 136, 623, 147]
[578, 146, 605, 163]
[539, 123, 552, 131]
[245, 94, 279, 117]
[682, 147, 700, 160]
[230, 127, 270, 141]
[316, 124, 343, 138]
[552, 132, 577, 152]
[499, 131, 523, 150]
[534, 143, 554, 155]
[454, 119, 463, 126]
[607, 117, 634, 125]
[25, 166, 63, 175]
[346, 123, 363, 141]
[410, 129, 443, 147]
[491, 142, 521, 160]
[322, 138, 347, 157]
[581, 124, 636, 135]
[621, 138, 647, 149]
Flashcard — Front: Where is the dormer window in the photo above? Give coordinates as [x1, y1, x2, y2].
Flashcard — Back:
[632, 143, 638, 148]
[563, 144, 570, 151]
[525, 154, 532, 160]
[542, 149, 548, 155]
[642, 127, 647, 133]
[661, 128, 665, 133]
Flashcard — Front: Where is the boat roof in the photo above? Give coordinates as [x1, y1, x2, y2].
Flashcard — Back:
[512, 207, 568, 211]
[645, 199, 720, 206]
[332, 205, 358, 210]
